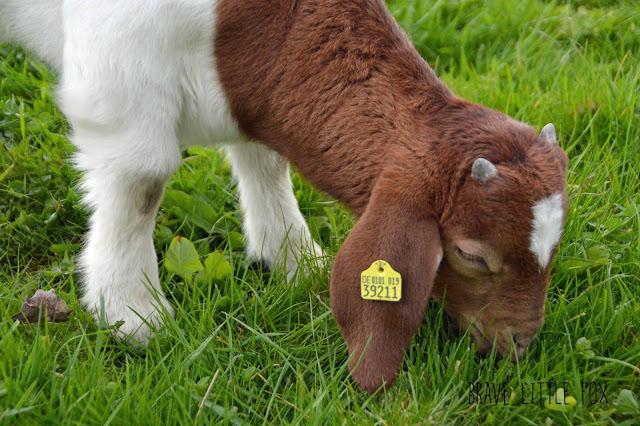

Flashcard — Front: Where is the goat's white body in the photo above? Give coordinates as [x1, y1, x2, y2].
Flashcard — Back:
[1, 0, 321, 343]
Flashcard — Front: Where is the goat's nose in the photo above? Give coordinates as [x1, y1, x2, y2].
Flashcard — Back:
[514, 333, 534, 348]
[507, 341, 528, 362]
[509, 333, 536, 361]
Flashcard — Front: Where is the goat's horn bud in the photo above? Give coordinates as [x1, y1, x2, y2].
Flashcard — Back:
[538, 123, 557, 145]
[471, 158, 498, 182]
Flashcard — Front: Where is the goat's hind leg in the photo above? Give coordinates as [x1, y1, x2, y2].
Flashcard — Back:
[225, 143, 323, 281]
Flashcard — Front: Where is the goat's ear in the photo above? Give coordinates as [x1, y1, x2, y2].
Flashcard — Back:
[330, 173, 442, 393]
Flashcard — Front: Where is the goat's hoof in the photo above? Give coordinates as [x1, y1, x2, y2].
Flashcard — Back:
[83, 294, 174, 346]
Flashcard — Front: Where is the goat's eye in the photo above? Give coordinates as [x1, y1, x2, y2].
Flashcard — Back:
[456, 246, 489, 270]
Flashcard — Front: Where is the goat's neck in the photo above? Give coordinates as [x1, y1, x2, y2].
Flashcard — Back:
[215, 0, 453, 215]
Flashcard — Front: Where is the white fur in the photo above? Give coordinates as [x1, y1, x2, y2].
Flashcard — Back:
[529, 193, 564, 269]
[0, 0, 64, 69]
[1, 0, 322, 344]
[226, 143, 323, 279]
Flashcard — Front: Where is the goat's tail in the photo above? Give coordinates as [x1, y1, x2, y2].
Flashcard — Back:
[0, 0, 64, 70]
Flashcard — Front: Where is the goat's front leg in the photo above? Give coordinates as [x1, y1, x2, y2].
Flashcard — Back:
[57, 8, 186, 343]
[76, 143, 179, 344]
[226, 143, 323, 281]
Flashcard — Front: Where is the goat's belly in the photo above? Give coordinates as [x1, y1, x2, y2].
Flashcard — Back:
[173, 1, 245, 146]
[177, 51, 244, 147]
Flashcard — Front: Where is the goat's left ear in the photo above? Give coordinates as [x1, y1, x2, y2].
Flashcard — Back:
[330, 171, 442, 393]
[538, 123, 557, 144]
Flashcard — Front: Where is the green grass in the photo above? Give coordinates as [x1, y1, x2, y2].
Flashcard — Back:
[1, 0, 639, 424]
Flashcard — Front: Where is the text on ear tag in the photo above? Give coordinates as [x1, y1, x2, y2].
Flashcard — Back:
[360, 260, 402, 302]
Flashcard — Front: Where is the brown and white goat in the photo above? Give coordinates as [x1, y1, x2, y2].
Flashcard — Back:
[0, 0, 568, 392]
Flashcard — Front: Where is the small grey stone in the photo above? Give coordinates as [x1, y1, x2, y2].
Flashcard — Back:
[11, 289, 72, 323]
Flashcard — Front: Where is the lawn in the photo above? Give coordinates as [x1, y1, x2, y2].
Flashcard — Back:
[1, 0, 639, 424]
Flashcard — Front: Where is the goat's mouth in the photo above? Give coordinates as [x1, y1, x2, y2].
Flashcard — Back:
[445, 313, 531, 361]
[469, 324, 527, 361]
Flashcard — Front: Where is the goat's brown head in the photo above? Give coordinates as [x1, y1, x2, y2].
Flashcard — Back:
[432, 122, 568, 363]
[331, 112, 568, 393]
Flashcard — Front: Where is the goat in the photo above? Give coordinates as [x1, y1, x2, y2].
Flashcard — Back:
[0, 0, 568, 392]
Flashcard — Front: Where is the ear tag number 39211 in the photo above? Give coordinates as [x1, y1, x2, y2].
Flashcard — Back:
[360, 260, 402, 302]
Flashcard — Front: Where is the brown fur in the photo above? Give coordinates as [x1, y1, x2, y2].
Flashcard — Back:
[215, 0, 568, 392]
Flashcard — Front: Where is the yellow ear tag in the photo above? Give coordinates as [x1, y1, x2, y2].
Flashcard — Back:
[360, 260, 402, 302]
